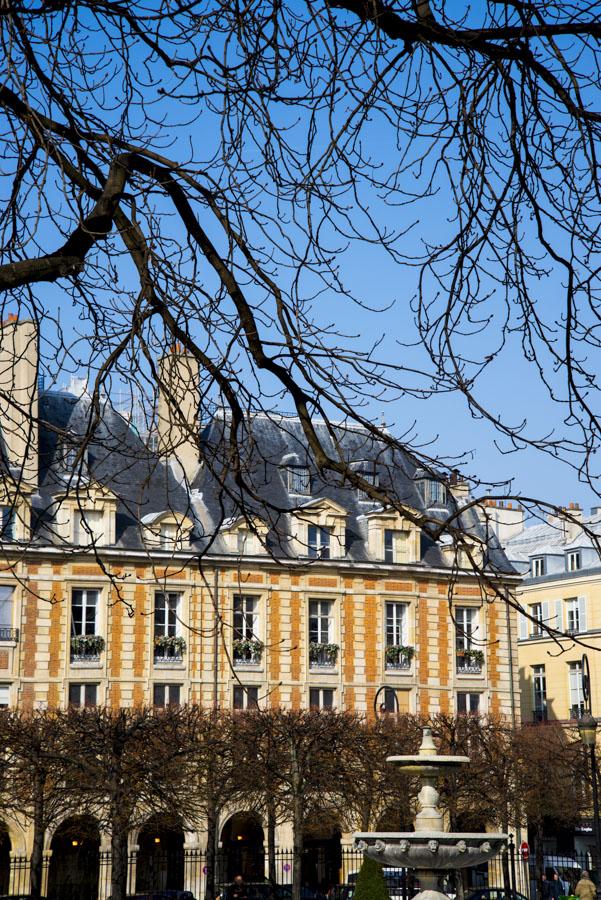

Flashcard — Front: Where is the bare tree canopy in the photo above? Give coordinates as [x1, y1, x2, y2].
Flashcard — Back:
[1, 1, 601, 638]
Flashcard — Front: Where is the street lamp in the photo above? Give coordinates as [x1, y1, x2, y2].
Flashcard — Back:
[579, 655, 601, 895]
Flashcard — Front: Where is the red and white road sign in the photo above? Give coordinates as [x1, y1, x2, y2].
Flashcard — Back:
[520, 842, 530, 861]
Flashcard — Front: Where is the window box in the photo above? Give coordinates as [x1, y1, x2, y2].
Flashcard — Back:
[233, 638, 264, 666]
[70, 634, 105, 663]
[385, 644, 414, 670]
[309, 642, 339, 669]
[456, 648, 484, 674]
[154, 635, 186, 664]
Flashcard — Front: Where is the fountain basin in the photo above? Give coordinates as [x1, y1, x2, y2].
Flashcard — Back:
[354, 832, 507, 870]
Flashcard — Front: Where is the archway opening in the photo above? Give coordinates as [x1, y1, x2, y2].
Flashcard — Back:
[135, 815, 185, 894]
[302, 814, 341, 891]
[220, 812, 265, 884]
[0, 824, 10, 895]
[47, 815, 100, 900]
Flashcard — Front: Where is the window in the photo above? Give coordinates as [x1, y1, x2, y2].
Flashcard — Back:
[532, 665, 547, 721]
[357, 465, 379, 500]
[288, 467, 311, 495]
[71, 589, 98, 636]
[0, 586, 14, 641]
[531, 603, 544, 636]
[237, 528, 259, 555]
[569, 661, 585, 718]
[457, 692, 480, 715]
[68, 683, 97, 708]
[159, 523, 178, 549]
[309, 599, 333, 645]
[384, 529, 408, 564]
[153, 683, 181, 708]
[531, 557, 546, 577]
[0, 685, 9, 708]
[233, 685, 259, 710]
[380, 687, 398, 714]
[73, 509, 104, 545]
[154, 592, 180, 637]
[566, 598, 580, 634]
[309, 688, 335, 710]
[386, 602, 408, 647]
[233, 595, 259, 640]
[567, 551, 582, 572]
[308, 525, 331, 559]
[455, 607, 477, 651]
[417, 479, 447, 507]
[0, 507, 15, 541]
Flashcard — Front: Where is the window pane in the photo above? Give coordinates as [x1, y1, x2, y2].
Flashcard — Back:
[154, 684, 166, 707]
[68, 683, 81, 707]
[309, 688, 320, 710]
[288, 467, 310, 494]
[322, 689, 334, 709]
[84, 684, 97, 708]
[0, 587, 13, 627]
[233, 686, 244, 709]
[0, 684, 9, 707]
[384, 530, 394, 563]
[167, 684, 181, 707]
[457, 692, 467, 714]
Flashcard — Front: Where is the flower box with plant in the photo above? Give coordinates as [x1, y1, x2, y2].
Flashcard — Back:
[70, 634, 105, 659]
[385, 645, 414, 668]
[233, 638, 264, 664]
[456, 647, 484, 669]
[309, 642, 339, 666]
[154, 635, 187, 659]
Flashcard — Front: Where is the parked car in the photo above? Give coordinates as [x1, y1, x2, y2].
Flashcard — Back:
[219, 882, 290, 900]
[466, 888, 529, 900]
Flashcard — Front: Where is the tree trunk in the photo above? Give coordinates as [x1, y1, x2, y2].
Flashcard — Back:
[205, 802, 218, 900]
[110, 828, 129, 900]
[292, 793, 303, 900]
[267, 800, 277, 884]
[29, 775, 45, 900]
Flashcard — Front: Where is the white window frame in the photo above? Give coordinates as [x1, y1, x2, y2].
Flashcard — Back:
[73, 509, 104, 546]
[233, 685, 259, 710]
[153, 683, 181, 707]
[531, 557, 546, 577]
[569, 661, 585, 717]
[287, 467, 311, 495]
[308, 525, 331, 559]
[566, 598, 580, 634]
[154, 592, 181, 638]
[309, 599, 333, 644]
[386, 602, 408, 646]
[567, 551, 582, 572]
[309, 687, 335, 710]
[532, 665, 547, 720]
[0, 684, 10, 707]
[455, 607, 478, 651]
[68, 683, 98, 708]
[159, 522, 178, 549]
[233, 595, 259, 641]
[0, 586, 14, 630]
[71, 588, 99, 637]
[531, 602, 544, 636]
[457, 691, 480, 715]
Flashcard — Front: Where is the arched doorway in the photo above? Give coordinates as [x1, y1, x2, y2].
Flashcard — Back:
[0, 824, 10, 895]
[302, 815, 341, 891]
[220, 813, 265, 883]
[47, 816, 100, 900]
[135, 816, 185, 894]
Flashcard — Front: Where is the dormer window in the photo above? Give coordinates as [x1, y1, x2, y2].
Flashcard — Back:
[237, 528, 260, 555]
[61, 440, 88, 472]
[416, 477, 447, 508]
[531, 557, 546, 578]
[73, 509, 104, 545]
[308, 525, 331, 559]
[355, 462, 379, 500]
[288, 466, 311, 495]
[0, 507, 15, 541]
[567, 551, 582, 572]
[159, 523, 178, 549]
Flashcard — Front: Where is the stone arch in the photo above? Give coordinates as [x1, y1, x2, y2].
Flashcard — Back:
[219, 811, 265, 883]
[135, 813, 185, 894]
[47, 814, 100, 900]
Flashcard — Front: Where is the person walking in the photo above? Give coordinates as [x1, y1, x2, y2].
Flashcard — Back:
[543, 871, 563, 900]
[229, 874, 249, 900]
[575, 871, 597, 900]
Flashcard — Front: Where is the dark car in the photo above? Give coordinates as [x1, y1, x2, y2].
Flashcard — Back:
[219, 882, 290, 900]
[107, 892, 195, 900]
[466, 889, 528, 900]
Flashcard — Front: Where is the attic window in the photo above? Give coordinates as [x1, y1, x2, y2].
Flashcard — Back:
[567, 551, 581, 572]
[0, 507, 15, 541]
[356, 464, 379, 500]
[62, 441, 88, 472]
[159, 522, 179, 549]
[73, 510, 104, 545]
[531, 557, 546, 578]
[416, 477, 447, 508]
[287, 466, 311, 495]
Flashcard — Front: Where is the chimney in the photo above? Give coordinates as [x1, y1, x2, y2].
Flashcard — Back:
[0, 316, 39, 486]
[449, 469, 470, 503]
[157, 344, 200, 479]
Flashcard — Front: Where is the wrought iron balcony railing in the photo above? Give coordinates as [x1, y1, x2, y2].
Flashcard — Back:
[0, 626, 18, 642]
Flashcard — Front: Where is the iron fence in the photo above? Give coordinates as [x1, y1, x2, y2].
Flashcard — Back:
[1, 844, 597, 900]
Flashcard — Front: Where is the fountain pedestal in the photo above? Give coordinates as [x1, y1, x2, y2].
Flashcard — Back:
[354, 728, 507, 900]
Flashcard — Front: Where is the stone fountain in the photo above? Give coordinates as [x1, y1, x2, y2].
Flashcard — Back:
[354, 727, 506, 900]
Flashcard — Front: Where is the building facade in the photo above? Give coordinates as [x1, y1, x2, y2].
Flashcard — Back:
[0, 318, 520, 897]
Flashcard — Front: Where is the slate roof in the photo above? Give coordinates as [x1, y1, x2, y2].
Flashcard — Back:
[24, 394, 513, 572]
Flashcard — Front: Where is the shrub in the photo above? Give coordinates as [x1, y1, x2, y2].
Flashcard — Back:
[352, 856, 390, 900]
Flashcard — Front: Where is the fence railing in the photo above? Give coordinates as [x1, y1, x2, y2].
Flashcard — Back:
[1, 844, 596, 900]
